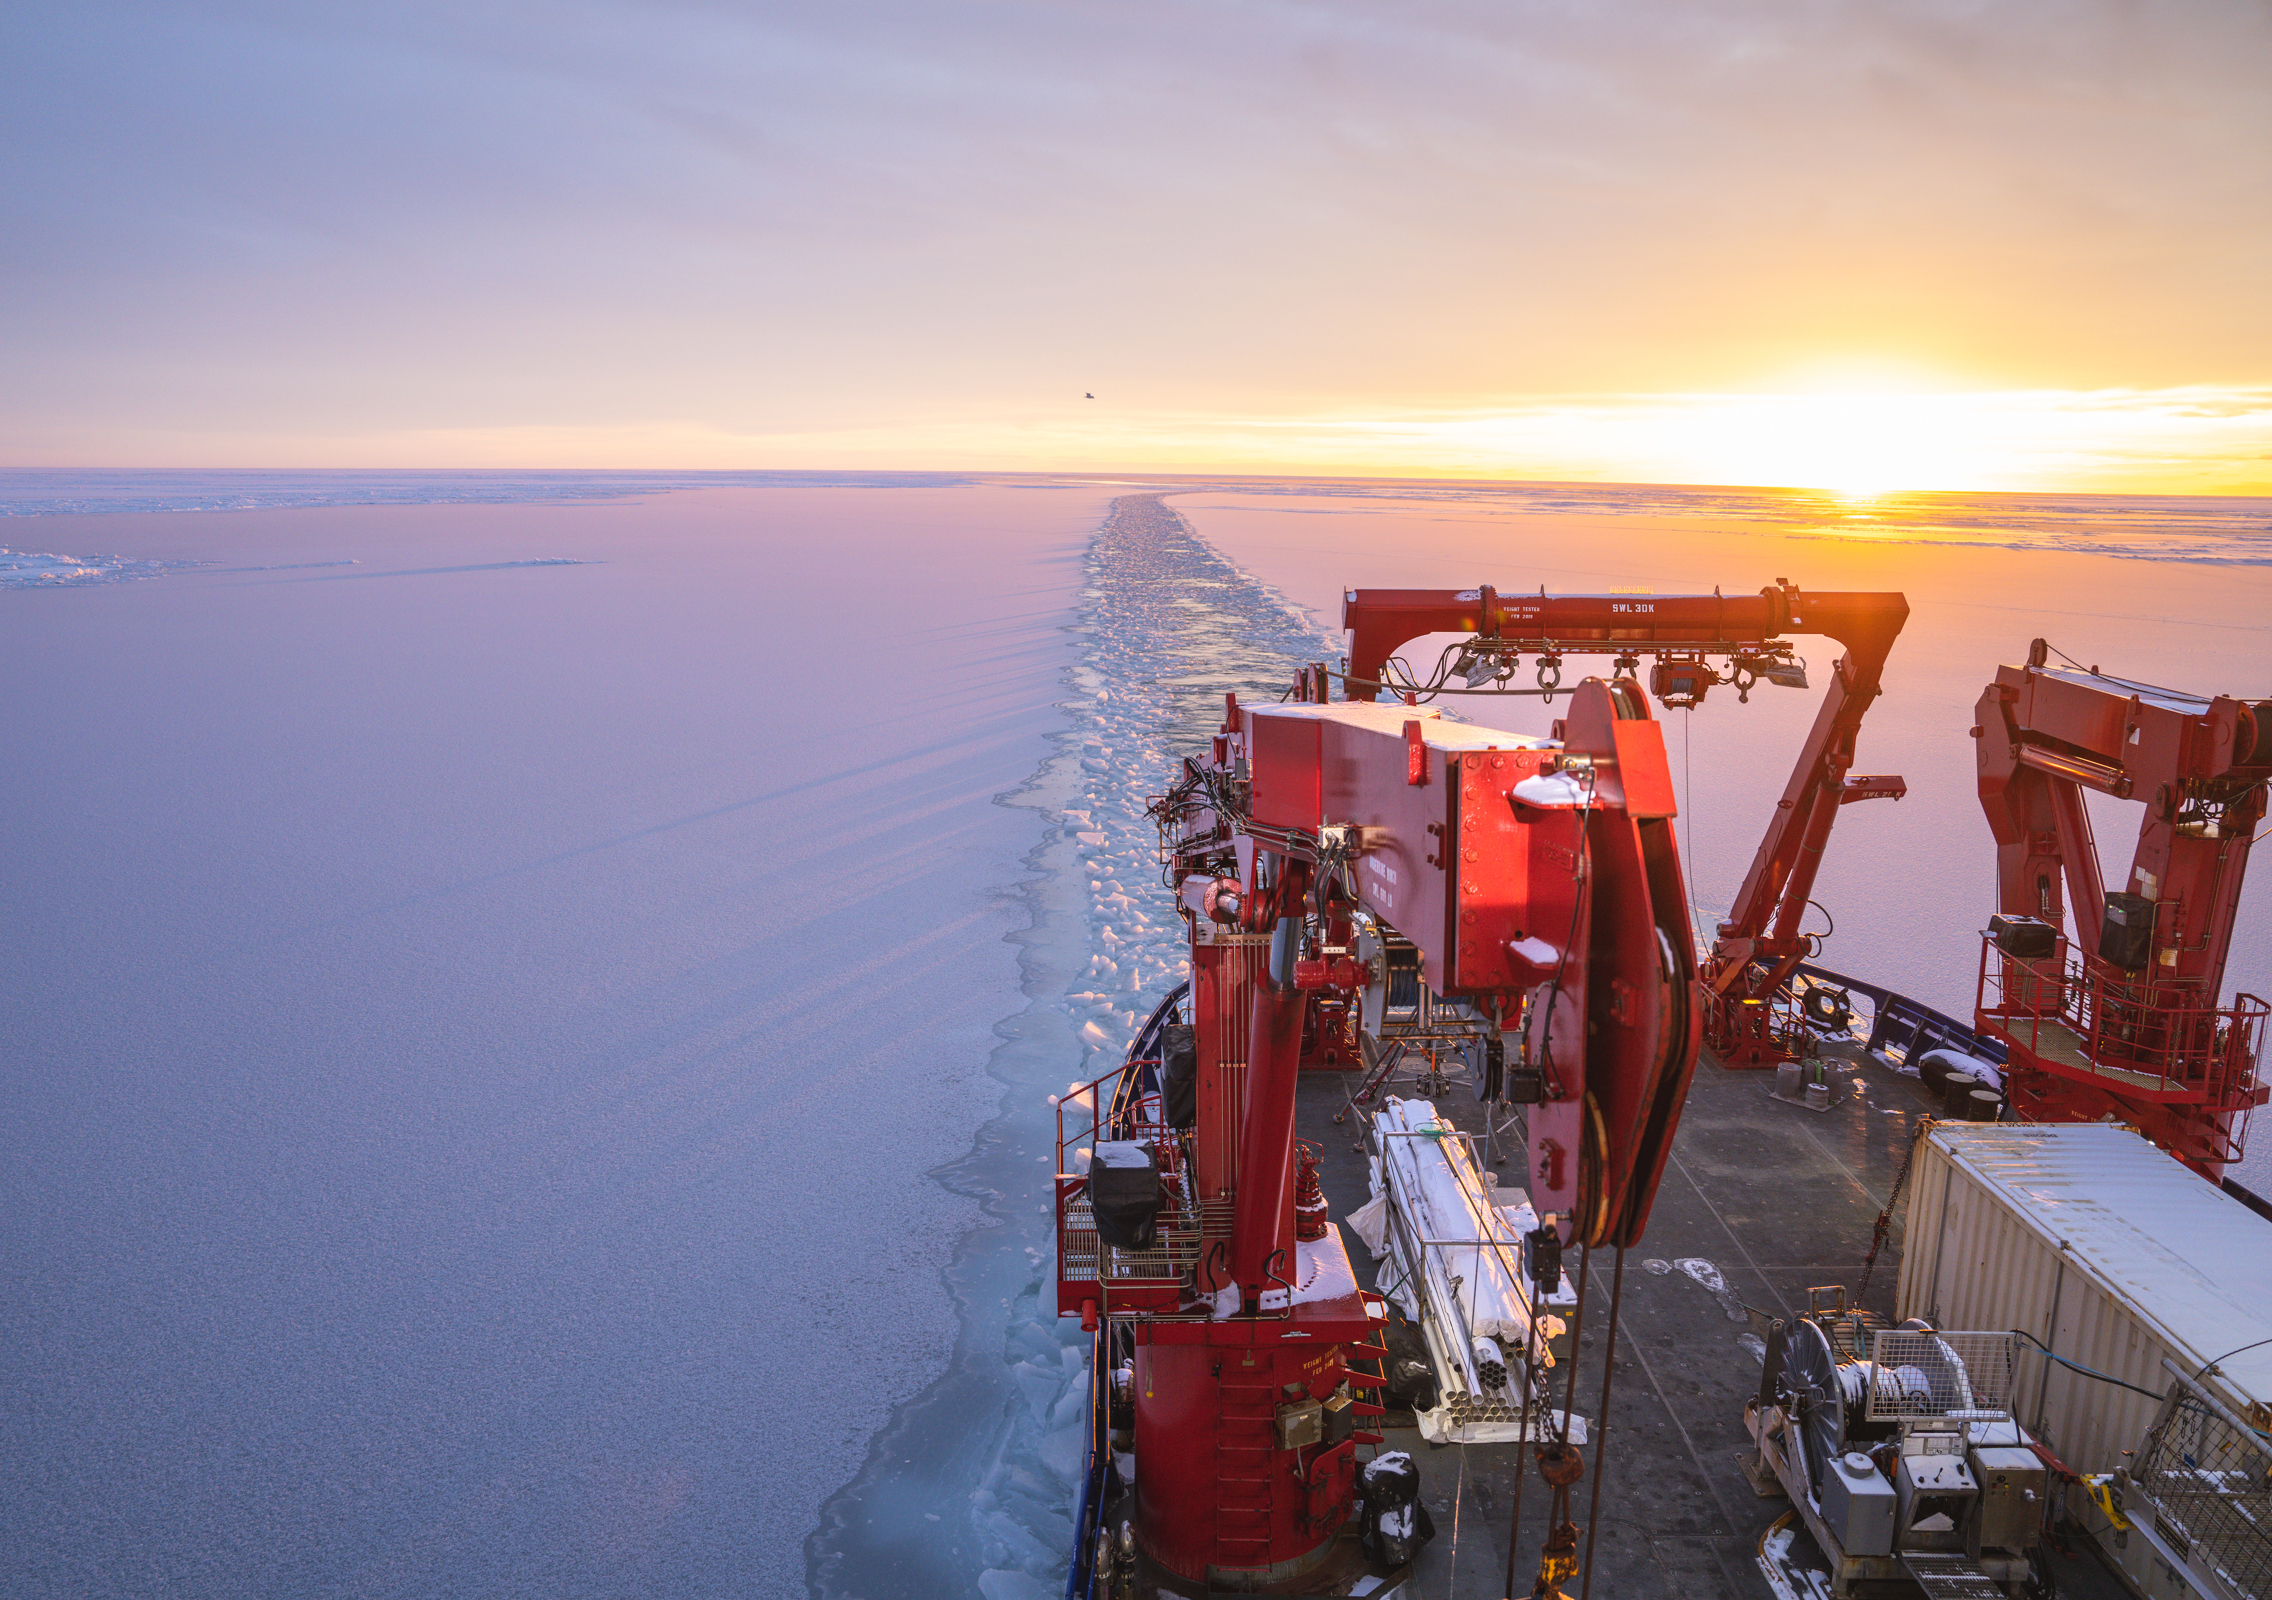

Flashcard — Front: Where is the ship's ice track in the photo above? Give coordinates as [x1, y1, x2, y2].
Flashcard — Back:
[805, 495, 1337, 1599]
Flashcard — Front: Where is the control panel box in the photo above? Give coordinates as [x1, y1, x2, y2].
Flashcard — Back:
[1823, 1451, 1896, 1557]
[1895, 1454, 1978, 1553]
[1968, 1445, 2047, 1553]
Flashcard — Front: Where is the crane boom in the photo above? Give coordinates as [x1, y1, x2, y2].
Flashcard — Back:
[1340, 581, 1910, 1066]
[1055, 578, 1909, 1597]
[1974, 642, 2272, 1176]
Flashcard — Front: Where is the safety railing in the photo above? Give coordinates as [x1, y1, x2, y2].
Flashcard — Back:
[2121, 1360, 2272, 1600]
[1053, 1177, 1232, 1315]
[1368, 1114, 1566, 1429]
[1797, 962, 2006, 1070]
[1975, 932, 2266, 1111]
[1053, 986, 1234, 1318]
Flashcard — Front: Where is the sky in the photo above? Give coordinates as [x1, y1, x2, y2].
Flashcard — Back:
[5, 0, 2271, 491]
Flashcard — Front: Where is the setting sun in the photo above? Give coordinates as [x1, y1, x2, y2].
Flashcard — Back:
[1658, 391, 1997, 495]
[746, 383, 2270, 495]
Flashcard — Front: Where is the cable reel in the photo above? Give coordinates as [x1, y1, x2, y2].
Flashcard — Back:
[1775, 1317, 1881, 1499]
[1647, 656, 1714, 709]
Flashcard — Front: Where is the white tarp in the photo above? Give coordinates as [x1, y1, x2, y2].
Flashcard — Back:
[1916, 1047, 2003, 1092]
[1415, 1406, 1590, 1446]
[1372, 1097, 1564, 1361]
[1346, 1190, 1390, 1258]
[1366, 1095, 1581, 1455]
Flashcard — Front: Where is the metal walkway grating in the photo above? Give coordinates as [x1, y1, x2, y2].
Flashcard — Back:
[1901, 1555, 2007, 1598]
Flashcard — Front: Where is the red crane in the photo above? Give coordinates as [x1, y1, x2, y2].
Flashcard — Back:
[1342, 580, 1911, 1067]
[1111, 672, 1699, 1591]
[1973, 642, 2272, 1177]
[1057, 661, 1707, 1593]
[1053, 580, 1913, 1596]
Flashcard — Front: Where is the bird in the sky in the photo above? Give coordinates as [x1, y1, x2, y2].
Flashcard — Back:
[1085, 392, 1094, 399]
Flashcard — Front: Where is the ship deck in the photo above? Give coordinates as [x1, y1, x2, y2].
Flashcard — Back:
[1303, 1041, 2136, 1600]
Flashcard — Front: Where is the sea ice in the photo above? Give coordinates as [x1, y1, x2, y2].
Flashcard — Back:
[0, 483, 1102, 1600]
[0, 544, 200, 585]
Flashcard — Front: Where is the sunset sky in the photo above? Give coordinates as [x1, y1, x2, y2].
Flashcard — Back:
[7, 1, 2270, 491]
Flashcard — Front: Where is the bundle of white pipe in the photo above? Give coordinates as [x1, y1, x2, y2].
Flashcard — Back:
[1373, 1096, 1561, 1386]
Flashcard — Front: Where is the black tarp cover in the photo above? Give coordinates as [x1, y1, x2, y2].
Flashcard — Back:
[1088, 1141, 1160, 1251]
[1157, 1023, 1197, 1130]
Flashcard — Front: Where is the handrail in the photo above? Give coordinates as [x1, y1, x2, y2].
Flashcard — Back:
[1063, 1323, 1108, 1600]
[1796, 960, 2005, 1066]
[1975, 930, 2267, 1102]
[1060, 986, 1189, 1600]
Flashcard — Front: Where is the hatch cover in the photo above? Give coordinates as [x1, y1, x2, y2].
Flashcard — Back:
[1900, 1555, 2004, 1599]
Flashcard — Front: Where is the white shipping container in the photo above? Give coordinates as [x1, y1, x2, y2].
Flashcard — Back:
[1896, 1122, 2272, 1479]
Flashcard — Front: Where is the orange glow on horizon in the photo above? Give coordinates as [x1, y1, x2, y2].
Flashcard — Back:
[16, 385, 2269, 497]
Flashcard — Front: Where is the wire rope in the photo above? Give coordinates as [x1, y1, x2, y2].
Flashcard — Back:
[2197, 1332, 2272, 1378]
[1502, 1273, 1541, 1600]
[1683, 706, 1699, 935]
[1444, 1441, 1468, 1596]
[1577, 1246, 1630, 1600]
[1558, 1242, 1594, 1447]
[1536, 767, 1599, 1104]
[2039, 639, 2213, 705]
[2000, 1328, 2270, 1440]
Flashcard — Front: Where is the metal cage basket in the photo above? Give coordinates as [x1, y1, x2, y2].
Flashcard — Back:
[2127, 1363, 2272, 1600]
[1864, 1329, 2020, 1422]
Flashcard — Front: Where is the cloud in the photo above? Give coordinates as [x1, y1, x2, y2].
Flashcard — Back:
[3, 2, 2269, 467]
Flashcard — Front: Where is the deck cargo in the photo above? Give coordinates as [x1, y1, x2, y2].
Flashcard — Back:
[1896, 1121, 2272, 1477]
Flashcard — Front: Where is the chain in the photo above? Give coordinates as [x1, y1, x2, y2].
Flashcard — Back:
[1857, 1118, 1933, 1300]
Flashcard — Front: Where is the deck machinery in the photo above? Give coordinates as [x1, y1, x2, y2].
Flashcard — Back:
[1055, 582, 1919, 1595]
[1745, 1305, 2054, 1598]
[1339, 582, 1912, 1071]
[1973, 644, 2272, 1178]
[1058, 673, 1700, 1593]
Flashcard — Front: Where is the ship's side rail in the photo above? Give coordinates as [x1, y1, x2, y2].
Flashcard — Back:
[2120, 1359, 2272, 1600]
[1054, 1181, 1234, 1315]
[1065, 1320, 1111, 1600]
[1796, 961, 2007, 1069]
[1053, 986, 1239, 1320]
[1061, 988, 1187, 1600]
